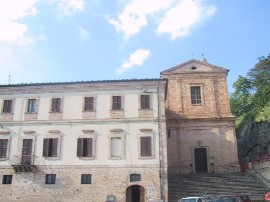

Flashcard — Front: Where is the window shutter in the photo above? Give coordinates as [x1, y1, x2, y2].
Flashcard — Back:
[84, 97, 94, 111]
[141, 136, 151, 156]
[87, 138, 93, 157]
[3, 100, 12, 113]
[77, 138, 83, 157]
[43, 139, 49, 157]
[0, 139, 8, 158]
[141, 95, 150, 109]
[52, 138, 58, 157]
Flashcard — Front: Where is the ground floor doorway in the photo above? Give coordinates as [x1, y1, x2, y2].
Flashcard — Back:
[126, 185, 145, 202]
[194, 147, 208, 173]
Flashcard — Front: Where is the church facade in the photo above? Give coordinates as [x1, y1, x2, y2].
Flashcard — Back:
[0, 59, 239, 201]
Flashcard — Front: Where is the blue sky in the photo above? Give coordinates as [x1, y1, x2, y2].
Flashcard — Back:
[0, 0, 269, 92]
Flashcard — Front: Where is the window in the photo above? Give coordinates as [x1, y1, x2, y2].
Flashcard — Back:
[2, 175, 12, 184]
[43, 138, 58, 157]
[140, 136, 152, 156]
[2, 100, 12, 113]
[112, 96, 122, 110]
[190, 86, 202, 104]
[27, 99, 37, 113]
[0, 139, 8, 158]
[81, 174, 91, 184]
[140, 95, 150, 109]
[51, 98, 61, 112]
[84, 97, 94, 112]
[45, 174, 56, 184]
[130, 174, 141, 182]
[111, 137, 121, 157]
[77, 138, 93, 157]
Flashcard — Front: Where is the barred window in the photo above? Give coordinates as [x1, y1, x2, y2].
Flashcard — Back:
[130, 174, 141, 182]
[190, 86, 202, 104]
[112, 96, 122, 110]
[140, 95, 150, 109]
[84, 97, 94, 112]
[2, 100, 12, 113]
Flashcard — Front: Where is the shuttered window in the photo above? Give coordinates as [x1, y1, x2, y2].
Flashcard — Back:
[84, 97, 94, 112]
[77, 138, 93, 157]
[140, 136, 152, 156]
[51, 98, 61, 112]
[112, 96, 122, 110]
[2, 100, 12, 113]
[140, 95, 150, 109]
[43, 138, 58, 157]
[111, 137, 121, 157]
[0, 139, 8, 158]
[190, 86, 202, 104]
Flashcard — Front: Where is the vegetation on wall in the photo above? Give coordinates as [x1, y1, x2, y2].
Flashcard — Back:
[230, 54, 270, 130]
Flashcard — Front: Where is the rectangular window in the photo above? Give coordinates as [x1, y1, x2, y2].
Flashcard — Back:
[112, 96, 122, 110]
[27, 99, 37, 113]
[140, 95, 150, 109]
[111, 137, 121, 157]
[130, 174, 141, 182]
[84, 97, 94, 112]
[43, 138, 58, 157]
[45, 174, 56, 184]
[0, 139, 8, 158]
[2, 100, 12, 113]
[77, 138, 93, 157]
[140, 136, 152, 156]
[2, 175, 12, 184]
[81, 174, 91, 184]
[51, 98, 61, 112]
[190, 86, 202, 104]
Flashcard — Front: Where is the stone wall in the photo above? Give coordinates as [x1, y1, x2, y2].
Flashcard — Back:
[0, 166, 162, 202]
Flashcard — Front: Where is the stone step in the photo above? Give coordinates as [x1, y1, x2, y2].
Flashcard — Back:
[168, 172, 269, 202]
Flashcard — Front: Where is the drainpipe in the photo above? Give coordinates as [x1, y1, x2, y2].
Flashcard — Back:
[157, 80, 166, 202]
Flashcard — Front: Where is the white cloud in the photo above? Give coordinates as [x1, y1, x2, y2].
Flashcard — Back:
[109, 0, 216, 39]
[78, 27, 90, 41]
[109, 0, 176, 39]
[58, 0, 84, 16]
[117, 49, 150, 75]
[157, 0, 217, 39]
[0, 0, 39, 44]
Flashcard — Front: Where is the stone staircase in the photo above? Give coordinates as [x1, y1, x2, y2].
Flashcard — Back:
[168, 172, 270, 202]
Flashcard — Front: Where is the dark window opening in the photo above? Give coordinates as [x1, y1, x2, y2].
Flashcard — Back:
[2, 100, 12, 113]
[112, 96, 122, 110]
[81, 174, 91, 184]
[190, 86, 202, 104]
[0, 139, 8, 158]
[77, 138, 93, 157]
[130, 174, 141, 182]
[27, 99, 37, 113]
[2, 175, 12, 184]
[43, 138, 58, 157]
[45, 174, 56, 184]
[140, 136, 152, 156]
[140, 95, 150, 109]
[51, 98, 61, 112]
[84, 97, 94, 112]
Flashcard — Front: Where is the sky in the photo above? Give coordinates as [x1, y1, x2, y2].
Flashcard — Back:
[0, 0, 270, 93]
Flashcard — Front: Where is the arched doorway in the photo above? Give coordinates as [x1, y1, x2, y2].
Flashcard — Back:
[126, 185, 145, 202]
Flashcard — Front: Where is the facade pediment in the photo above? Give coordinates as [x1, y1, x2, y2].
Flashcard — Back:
[161, 59, 228, 75]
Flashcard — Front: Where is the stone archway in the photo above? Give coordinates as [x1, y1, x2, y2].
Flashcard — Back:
[126, 185, 145, 202]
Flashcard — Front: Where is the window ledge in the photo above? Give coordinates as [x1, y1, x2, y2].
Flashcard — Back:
[138, 156, 155, 160]
[44, 157, 60, 160]
[49, 112, 62, 113]
[78, 157, 94, 160]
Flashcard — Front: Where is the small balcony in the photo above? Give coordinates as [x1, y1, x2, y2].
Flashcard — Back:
[10, 155, 36, 172]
